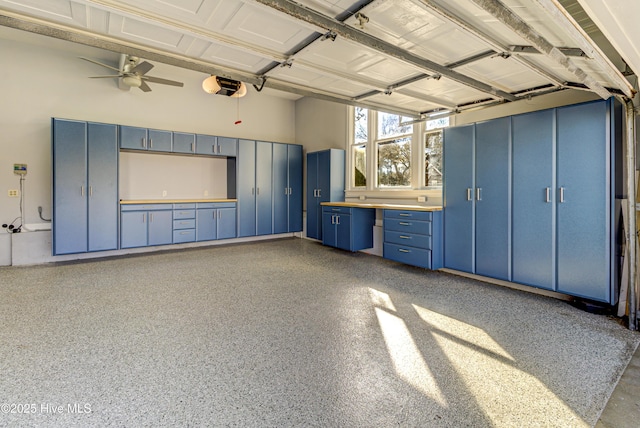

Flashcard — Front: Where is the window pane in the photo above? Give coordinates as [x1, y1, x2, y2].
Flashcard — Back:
[425, 131, 442, 187]
[378, 112, 412, 139]
[353, 144, 366, 187]
[426, 116, 450, 131]
[378, 137, 411, 187]
[354, 107, 368, 144]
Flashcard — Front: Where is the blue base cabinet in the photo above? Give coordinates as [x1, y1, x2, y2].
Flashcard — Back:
[444, 98, 621, 303]
[196, 202, 237, 241]
[321, 206, 374, 252]
[120, 204, 173, 248]
[52, 119, 118, 255]
[383, 210, 443, 270]
[307, 149, 345, 240]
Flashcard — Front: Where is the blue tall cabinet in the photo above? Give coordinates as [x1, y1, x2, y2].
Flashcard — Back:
[52, 119, 118, 255]
[273, 143, 303, 234]
[444, 99, 621, 303]
[237, 139, 273, 237]
[306, 149, 345, 240]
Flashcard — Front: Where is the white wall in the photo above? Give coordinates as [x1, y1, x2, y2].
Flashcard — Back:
[0, 27, 296, 240]
[295, 97, 348, 151]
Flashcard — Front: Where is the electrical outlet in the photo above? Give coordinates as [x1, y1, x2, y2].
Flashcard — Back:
[417, 196, 426, 202]
[162, 190, 167, 197]
[8, 189, 19, 197]
[359, 195, 366, 200]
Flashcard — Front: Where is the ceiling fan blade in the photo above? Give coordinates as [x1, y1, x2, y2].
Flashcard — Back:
[131, 61, 154, 76]
[80, 57, 120, 72]
[142, 76, 184, 87]
[89, 75, 122, 79]
[139, 80, 152, 92]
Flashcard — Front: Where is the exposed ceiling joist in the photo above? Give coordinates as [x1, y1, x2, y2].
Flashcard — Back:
[533, 0, 634, 98]
[510, 45, 586, 57]
[254, 0, 518, 102]
[465, 0, 611, 99]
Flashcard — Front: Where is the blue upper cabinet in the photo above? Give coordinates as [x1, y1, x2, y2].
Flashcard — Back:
[53, 119, 118, 255]
[306, 149, 345, 240]
[512, 109, 555, 290]
[173, 132, 196, 154]
[443, 124, 475, 273]
[474, 117, 511, 281]
[195, 134, 218, 156]
[119, 126, 171, 152]
[217, 137, 237, 157]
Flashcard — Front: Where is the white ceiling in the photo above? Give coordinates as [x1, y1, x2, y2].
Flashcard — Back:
[0, 0, 636, 117]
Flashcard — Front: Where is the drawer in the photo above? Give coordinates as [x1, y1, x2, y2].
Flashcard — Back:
[384, 218, 431, 235]
[173, 219, 195, 229]
[173, 229, 195, 243]
[173, 209, 195, 219]
[322, 206, 352, 215]
[121, 204, 170, 211]
[384, 242, 431, 269]
[384, 209, 432, 221]
[173, 203, 196, 209]
[384, 230, 431, 249]
[197, 202, 236, 209]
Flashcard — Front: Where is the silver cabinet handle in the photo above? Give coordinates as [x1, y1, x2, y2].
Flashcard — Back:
[89, 186, 93, 197]
[399, 235, 411, 239]
[142, 213, 146, 223]
[467, 188, 472, 201]
[399, 213, 411, 217]
[545, 187, 551, 203]
[180, 231, 189, 235]
[336, 215, 340, 225]
[81, 185, 84, 196]
[289, 187, 292, 194]
[150, 213, 154, 222]
[559, 187, 565, 203]
[256, 187, 260, 195]
[318, 189, 322, 198]
[399, 222, 411, 226]
[149, 138, 153, 148]
[398, 248, 410, 253]
[141, 138, 146, 148]
[251, 188, 255, 196]
[212, 145, 216, 153]
[191, 142, 195, 152]
[476, 188, 482, 201]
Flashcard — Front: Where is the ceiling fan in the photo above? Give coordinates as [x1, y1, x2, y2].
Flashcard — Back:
[80, 55, 184, 92]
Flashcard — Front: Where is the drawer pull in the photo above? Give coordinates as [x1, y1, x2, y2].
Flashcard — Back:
[399, 235, 411, 239]
[180, 221, 189, 224]
[399, 222, 411, 226]
[180, 231, 190, 235]
[398, 249, 410, 253]
[179, 211, 190, 214]
[399, 213, 411, 217]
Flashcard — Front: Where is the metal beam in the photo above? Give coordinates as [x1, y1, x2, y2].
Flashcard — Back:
[254, 0, 518, 102]
[532, 0, 634, 98]
[510, 45, 586, 57]
[417, 0, 565, 87]
[465, 0, 611, 99]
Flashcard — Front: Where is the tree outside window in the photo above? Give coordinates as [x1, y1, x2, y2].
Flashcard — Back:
[353, 107, 368, 187]
[378, 137, 411, 187]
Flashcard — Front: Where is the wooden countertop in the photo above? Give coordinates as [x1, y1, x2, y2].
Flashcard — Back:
[120, 199, 237, 204]
[321, 202, 442, 211]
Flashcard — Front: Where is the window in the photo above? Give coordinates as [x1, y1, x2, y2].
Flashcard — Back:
[376, 112, 413, 188]
[353, 107, 368, 187]
[348, 108, 447, 192]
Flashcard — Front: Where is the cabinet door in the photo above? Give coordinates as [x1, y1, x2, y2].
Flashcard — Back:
[87, 122, 118, 252]
[53, 119, 88, 255]
[196, 208, 216, 241]
[557, 100, 610, 301]
[148, 129, 172, 152]
[173, 132, 196, 154]
[443, 125, 474, 273]
[196, 134, 217, 155]
[273, 143, 289, 234]
[119, 125, 147, 150]
[322, 211, 336, 247]
[475, 117, 511, 281]
[512, 110, 555, 289]
[217, 208, 237, 239]
[336, 214, 352, 251]
[256, 141, 273, 235]
[218, 137, 237, 157]
[238, 139, 256, 237]
[120, 211, 147, 248]
[148, 210, 173, 246]
[288, 144, 303, 232]
[306, 152, 320, 239]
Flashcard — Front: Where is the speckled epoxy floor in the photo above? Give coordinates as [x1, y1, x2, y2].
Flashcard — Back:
[0, 238, 638, 427]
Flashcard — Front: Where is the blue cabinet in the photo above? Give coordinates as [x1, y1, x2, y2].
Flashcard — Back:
[172, 203, 196, 243]
[119, 126, 172, 152]
[512, 109, 555, 290]
[444, 99, 621, 303]
[273, 143, 303, 234]
[173, 132, 196, 154]
[195, 135, 237, 157]
[52, 119, 118, 255]
[321, 206, 374, 252]
[237, 140, 272, 237]
[307, 149, 345, 240]
[383, 210, 443, 270]
[196, 202, 237, 241]
[120, 204, 172, 248]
